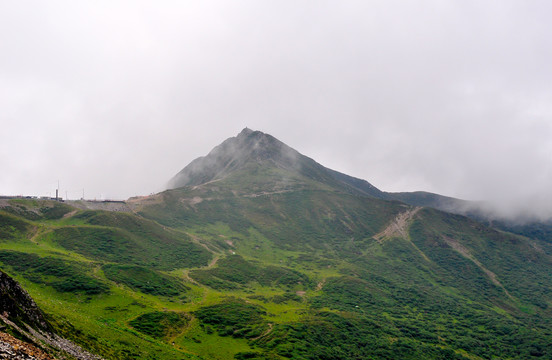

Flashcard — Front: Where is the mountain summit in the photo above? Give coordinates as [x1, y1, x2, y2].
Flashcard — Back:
[168, 128, 301, 188]
[2, 129, 552, 359]
[167, 128, 537, 226]
[168, 128, 387, 198]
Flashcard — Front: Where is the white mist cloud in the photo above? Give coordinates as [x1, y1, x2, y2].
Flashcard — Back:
[1, 1, 552, 219]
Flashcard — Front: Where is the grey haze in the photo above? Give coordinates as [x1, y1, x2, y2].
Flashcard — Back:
[1, 1, 551, 220]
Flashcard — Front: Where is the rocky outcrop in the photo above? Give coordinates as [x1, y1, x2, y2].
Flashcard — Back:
[0, 270, 103, 360]
[0, 270, 49, 332]
[0, 332, 54, 360]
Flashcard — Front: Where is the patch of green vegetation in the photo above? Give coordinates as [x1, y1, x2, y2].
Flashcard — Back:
[0, 211, 31, 240]
[311, 276, 382, 311]
[269, 292, 302, 304]
[50, 275, 108, 295]
[255, 311, 471, 360]
[51, 226, 134, 261]
[247, 292, 302, 305]
[129, 311, 190, 339]
[103, 264, 189, 296]
[409, 208, 552, 311]
[174, 317, 256, 360]
[40, 202, 74, 220]
[190, 255, 312, 291]
[233, 352, 278, 360]
[0, 250, 108, 295]
[194, 299, 268, 339]
[139, 188, 404, 253]
[45, 301, 197, 360]
[189, 270, 239, 290]
[51, 224, 211, 270]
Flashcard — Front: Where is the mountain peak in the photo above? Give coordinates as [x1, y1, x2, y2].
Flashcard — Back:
[167, 128, 297, 189]
[237, 127, 254, 137]
[167, 128, 386, 198]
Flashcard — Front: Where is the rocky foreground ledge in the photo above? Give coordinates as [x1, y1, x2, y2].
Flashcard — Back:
[0, 271, 103, 360]
[0, 332, 54, 360]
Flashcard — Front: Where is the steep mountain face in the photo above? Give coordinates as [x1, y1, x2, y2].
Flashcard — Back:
[168, 128, 299, 188]
[0, 270, 50, 332]
[135, 129, 552, 358]
[0, 270, 103, 360]
[1, 129, 552, 359]
[168, 128, 388, 199]
[167, 128, 511, 219]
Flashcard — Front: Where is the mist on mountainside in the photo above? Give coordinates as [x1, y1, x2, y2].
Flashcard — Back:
[166, 128, 552, 225]
[2, 128, 552, 359]
[422, 191, 552, 224]
[168, 128, 305, 190]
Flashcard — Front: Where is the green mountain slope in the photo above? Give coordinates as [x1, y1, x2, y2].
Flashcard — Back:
[389, 191, 552, 243]
[168, 128, 388, 199]
[1, 130, 551, 359]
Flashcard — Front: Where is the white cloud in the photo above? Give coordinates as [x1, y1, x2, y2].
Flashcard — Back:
[1, 1, 551, 218]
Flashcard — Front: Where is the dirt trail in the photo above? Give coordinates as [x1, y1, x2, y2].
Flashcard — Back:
[207, 255, 220, 268]
[251, 323, 273, 341]
[181, 270, 198, 286]
[374, 207, 421, 243]
[182, 252, 222, 287]
[62, 210, 78, 219]
[29, 226, 50, 244]
[242, 189, 294, 198]
[316, 279, 326, 291]
[184, 232, 217, 254]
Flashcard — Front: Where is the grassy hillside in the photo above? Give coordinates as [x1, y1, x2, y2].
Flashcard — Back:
[1, 189, 552, 360]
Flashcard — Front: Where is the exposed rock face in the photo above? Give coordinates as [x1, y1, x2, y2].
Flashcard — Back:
[0, 332, 54, 360]
[0, 270, 103, 360]
[0, 270, 49, 332]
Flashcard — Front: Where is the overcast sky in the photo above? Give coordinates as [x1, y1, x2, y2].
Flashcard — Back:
[1, 1, 551, 219]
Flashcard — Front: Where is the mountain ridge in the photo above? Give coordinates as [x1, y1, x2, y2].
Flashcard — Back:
[1, 128, 551, 359]
[168, 128, 390, 200]
[166, 128, 552, 241]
